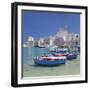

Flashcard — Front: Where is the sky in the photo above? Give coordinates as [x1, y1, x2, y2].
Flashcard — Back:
[22, 10, 80, 43]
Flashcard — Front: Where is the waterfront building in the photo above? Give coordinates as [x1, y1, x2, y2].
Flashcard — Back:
[49, 36, 55, 46]
[23, 44, 27, 47]
[52, 26, 80, 47]
[73, 34, 80, 46]
[56, 26, 69, 42]
[38, 38, 46, 47]
[67, 33, 80, 47]
[34, 41, 38, 47]
[53, 36, 64, 47]
[55, 26, 69, 46]
[28, 36, 35, 47]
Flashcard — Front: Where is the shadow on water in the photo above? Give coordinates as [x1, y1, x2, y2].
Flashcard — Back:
[29, 64, 66, 68]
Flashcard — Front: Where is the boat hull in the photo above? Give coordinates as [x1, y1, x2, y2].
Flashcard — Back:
[66, 54, 77, 60]
[53, 53, 77, 60]
[34, 59, 66, 66]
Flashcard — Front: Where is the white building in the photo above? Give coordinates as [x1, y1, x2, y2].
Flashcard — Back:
[52, 26, 80, 47]
[23, 43, 27, 47]
[66, 33, 80, 46]
[38, 38, 45, 47]
[49, 36, 55, 46]
[54, 26, 69, 46]
[28, 36, 35, 47]
[56, 26, 69, 42]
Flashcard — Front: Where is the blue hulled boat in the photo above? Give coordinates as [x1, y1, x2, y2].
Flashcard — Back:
[33, 55, 66, 66]
[53, 51, 77, 60]
[66, 53, 77, 60]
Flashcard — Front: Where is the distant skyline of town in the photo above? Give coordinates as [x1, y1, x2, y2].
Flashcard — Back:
[23, 27, 80, 48]
[22, 10, 80, 43]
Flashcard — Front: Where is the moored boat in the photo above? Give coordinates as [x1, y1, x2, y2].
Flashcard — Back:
[33, 55, 66, 66]
[66, 52, 77, 60]
[53, 51, 77, 60]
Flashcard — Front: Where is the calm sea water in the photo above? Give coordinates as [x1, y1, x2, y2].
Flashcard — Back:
[23, 47, 80, 77]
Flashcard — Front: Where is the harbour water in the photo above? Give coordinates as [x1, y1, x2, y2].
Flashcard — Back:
[23, 47, 80, 77]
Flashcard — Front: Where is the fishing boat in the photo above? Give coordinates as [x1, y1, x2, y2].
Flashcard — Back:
[66, 52, 77, 60]
[53, 52, 67, 57]
[52, 48, 69, 56]
[49, 48, 57, 52]
[53, 51, 77, 60]
[33, 54, 66, 66]
[49, 48, 69, 53]
[56, 48, 69, 53]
